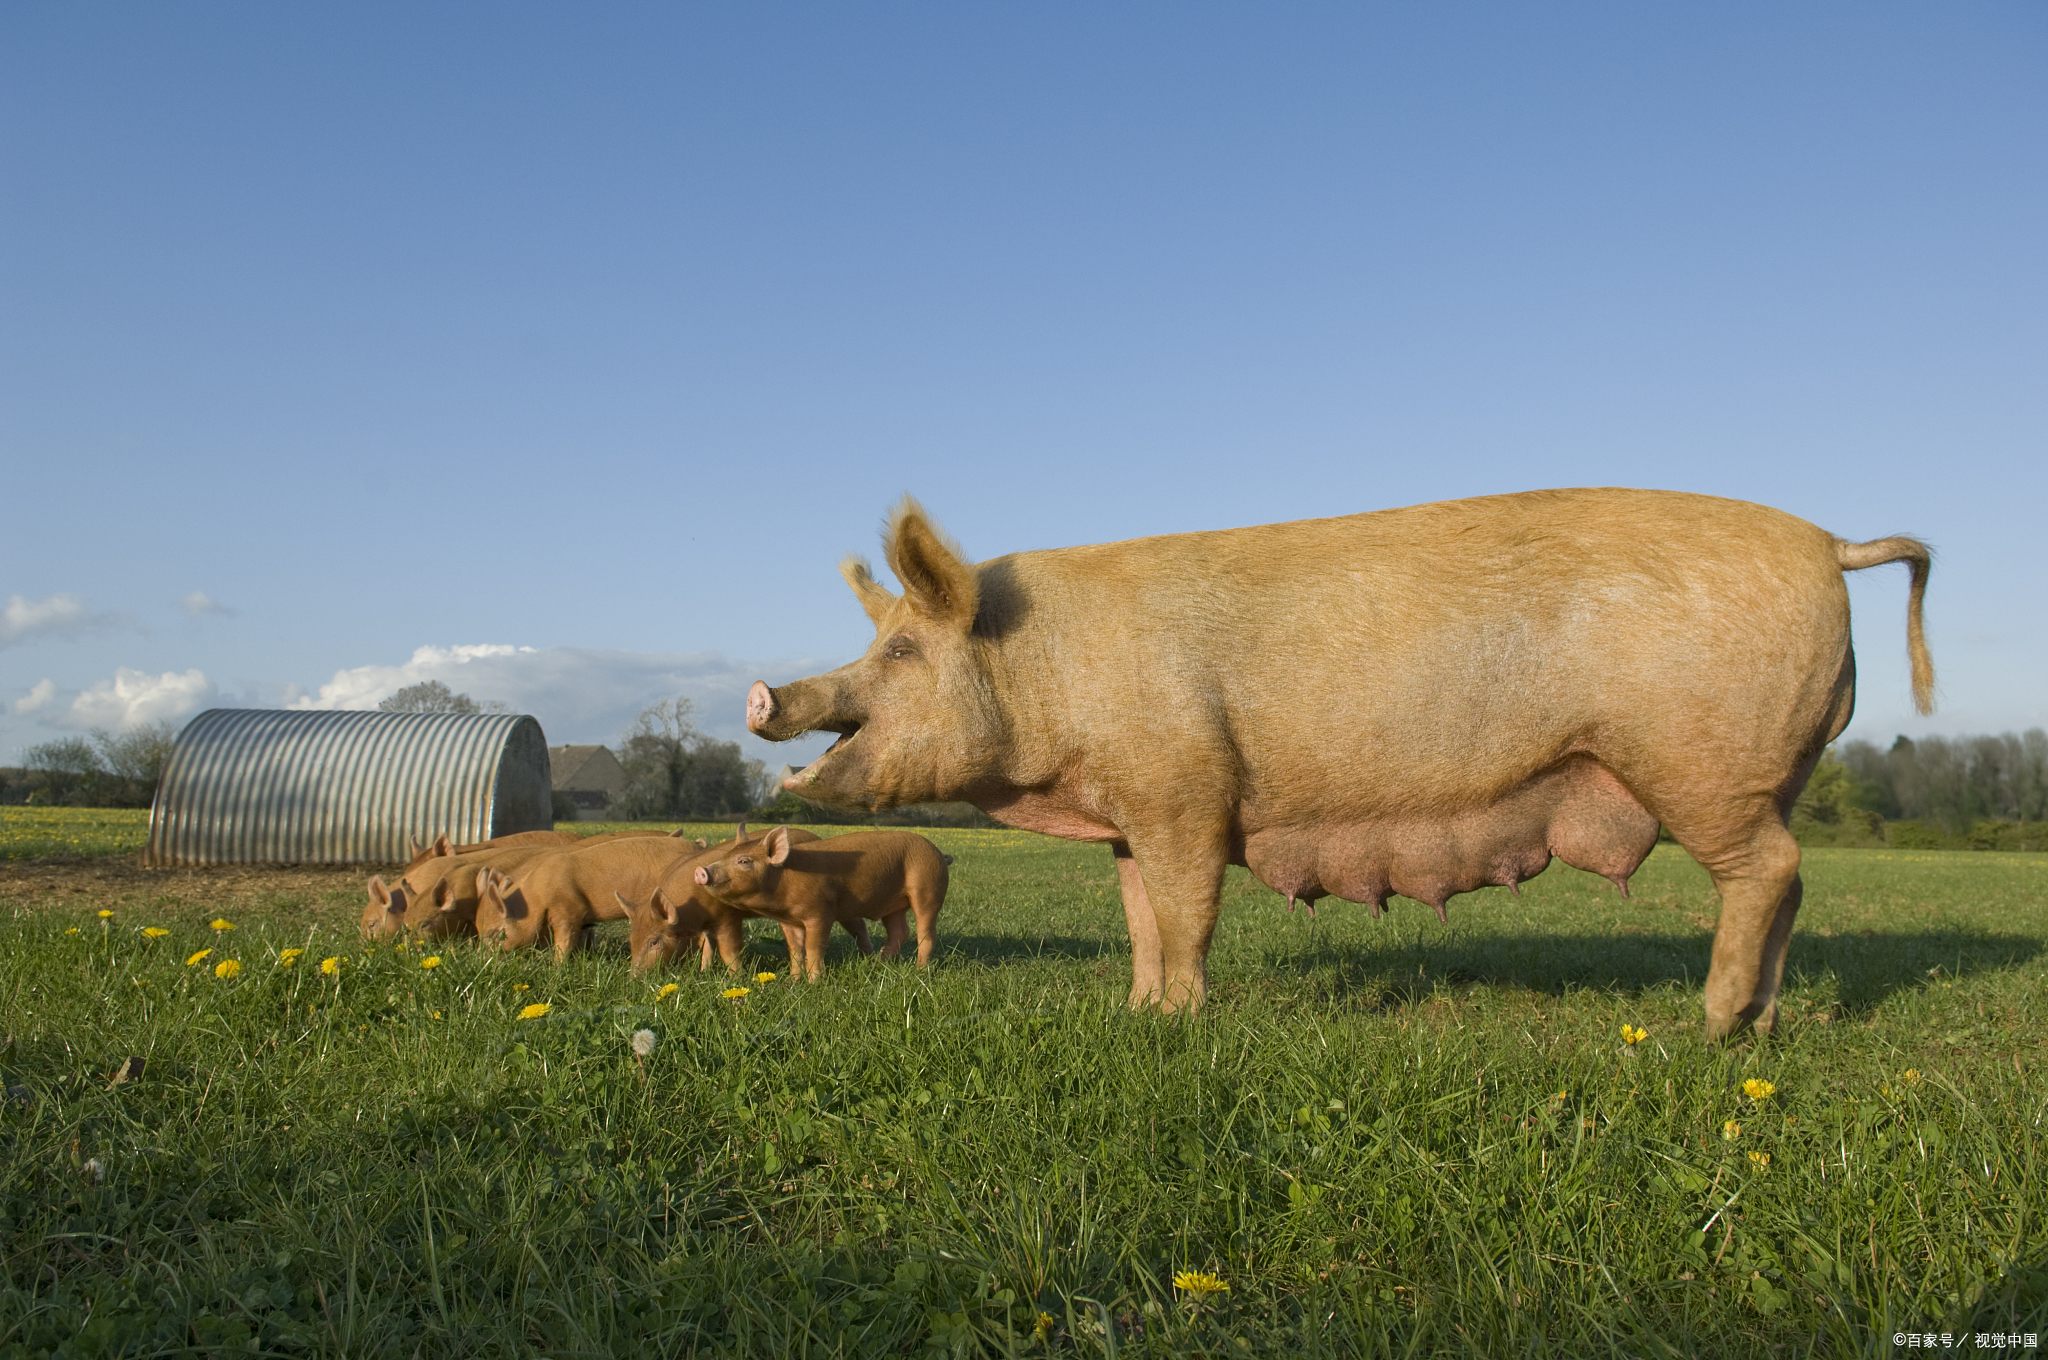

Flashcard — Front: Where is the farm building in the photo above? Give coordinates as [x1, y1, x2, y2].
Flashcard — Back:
[143, 708, 554, 865]
[548, 744, 627, 819]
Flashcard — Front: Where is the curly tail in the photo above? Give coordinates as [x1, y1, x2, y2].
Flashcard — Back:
[1836, 536, 1934, 715]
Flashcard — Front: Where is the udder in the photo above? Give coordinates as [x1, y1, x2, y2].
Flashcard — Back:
[1241, 757, 1659, 920]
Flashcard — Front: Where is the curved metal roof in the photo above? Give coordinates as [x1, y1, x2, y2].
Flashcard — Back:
[144, 708, 554, 865]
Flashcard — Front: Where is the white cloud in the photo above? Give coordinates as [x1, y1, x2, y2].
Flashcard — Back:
[1, 592, 124, 646]
[290, 644, 534, 711]
[13, 679, 56, 714]
[289, 644, 845, 763]
[62, 668, 217, 730]
[180, 591, 235, 618]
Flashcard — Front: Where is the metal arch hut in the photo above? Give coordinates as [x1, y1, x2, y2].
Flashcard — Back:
[144, 708, 555, 866]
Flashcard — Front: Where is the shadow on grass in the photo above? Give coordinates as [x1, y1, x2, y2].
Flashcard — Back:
[1256, 927, 2043, 1015]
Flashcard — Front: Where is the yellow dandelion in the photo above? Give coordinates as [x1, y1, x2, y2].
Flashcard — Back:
[65, 927, 80, 936]
[518, 1002, 552, 1020]
[1900, 1069, 1921, 1085]
[1035, 1311, 1054, 1340]
[1722, 1120, 1742, 1140]
[320, 956, 341, 976]
[1173, 1270, 1230, 1296]
[186, 948, 213, 966]
[1748, 1150, 1771, 1169]
[420, 956, 442, 969]
[214, 959, 241, 979]
[278, 948, 304, 966]
[97, 909, 113, 919]
[142, 927, 170, 939]
[1621, 1024, 1647, 1045]
[512, 982, 530, 992]
[656, 982, 679, 999]
[1742, 1079, 1776, 1101]
[722, 987, 750, 999]
[754, 971, 777, 983]
[431, 1010, 443, 1019]
[209, 918, 235, 932]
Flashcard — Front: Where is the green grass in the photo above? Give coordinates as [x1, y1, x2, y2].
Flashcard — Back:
[0, 808, 149, 860]
[2, 832, 2045, 1357]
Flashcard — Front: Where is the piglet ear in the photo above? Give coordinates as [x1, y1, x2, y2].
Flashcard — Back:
[432, 834, 453, 858]
[735, 822, 747, 841]
[433, 879, 452, 907]
[652, 887, 679, 927]
[765, 826, 793, 865]
[614, 890, 642, 919]
[368, 876, 391, 907]
[693, 837, 707, 849]
[407, 836, 424, 858]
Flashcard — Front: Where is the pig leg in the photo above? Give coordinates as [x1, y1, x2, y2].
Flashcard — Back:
[1685, 818, 1804, 1040]
[709, 914, 749, 972]
[846, 917, 878, 956]
[800, 912, 832, 980]
[1122, 832, 1227, 1013]
[779, 921, 808, 966]
[1112, 843, 1165, 1007]
[873, 908, 909, 960]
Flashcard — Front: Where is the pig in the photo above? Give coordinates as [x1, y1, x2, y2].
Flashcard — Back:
[688, 827, 950, 980]
[361, 844, 558, 941]
[614, 826, 834, 975]
[741, 489, 1935, 1039]
[475, 833, 726, 961]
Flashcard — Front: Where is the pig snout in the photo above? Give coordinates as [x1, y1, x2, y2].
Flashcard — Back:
[693, 865, 713, 886]
[745, 681, 778, 735]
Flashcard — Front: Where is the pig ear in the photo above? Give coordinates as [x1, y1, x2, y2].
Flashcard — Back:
[734, 821, 747, 840]
[432, 834, 453, 858]
[614, 890, 642, 919]
[652, 888, 680, 927]
[433, 879, 452, 907]
[368, 876, 391, 907]
[765, 826, 793, 864]
[693, 837, 707, 849]
[407, 835, 424, 858]
[884, 498, 977, 628]
[840, 556, 899, 626]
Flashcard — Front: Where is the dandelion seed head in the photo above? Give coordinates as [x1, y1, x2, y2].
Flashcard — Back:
[631, 1029, 656, 1058]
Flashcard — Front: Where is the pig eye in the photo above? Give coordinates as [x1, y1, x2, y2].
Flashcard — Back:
[883, 635, 919, 661]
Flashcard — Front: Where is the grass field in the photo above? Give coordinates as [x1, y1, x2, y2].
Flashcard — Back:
[2, 812, 2044, 1357]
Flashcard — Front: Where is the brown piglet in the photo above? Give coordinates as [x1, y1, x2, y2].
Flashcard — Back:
[691, 827, 950, 979]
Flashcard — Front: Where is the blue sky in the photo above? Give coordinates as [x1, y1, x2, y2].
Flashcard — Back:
[3, 3, 2042, 768]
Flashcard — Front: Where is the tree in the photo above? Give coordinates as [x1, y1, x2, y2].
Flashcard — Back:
[611, 696, 765, 820]
[377, 681, 509, 714]
[22, 736, 104, 806]
[94, 720, 178, 790]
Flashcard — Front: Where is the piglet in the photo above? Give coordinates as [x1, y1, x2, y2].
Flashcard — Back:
[691, 827, 950, 980]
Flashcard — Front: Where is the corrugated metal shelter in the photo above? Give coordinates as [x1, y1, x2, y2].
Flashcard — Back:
[145, 709, 554, 865]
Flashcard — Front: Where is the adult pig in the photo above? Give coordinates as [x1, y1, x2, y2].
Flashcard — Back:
[689, 827, 950, 980]
[743, 489, 1934, 1039]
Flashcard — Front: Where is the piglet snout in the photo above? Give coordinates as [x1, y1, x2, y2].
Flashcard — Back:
[693, 866, 711, 886]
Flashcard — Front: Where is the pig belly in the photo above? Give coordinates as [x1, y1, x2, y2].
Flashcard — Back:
[1243, 759, 1659, 915]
